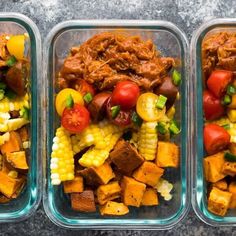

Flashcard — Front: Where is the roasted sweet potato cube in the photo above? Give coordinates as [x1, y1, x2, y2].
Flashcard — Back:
[0, 194, 10, 203]
[79, 162, 115, 186]
[222, 162, 236, 176]
[0, 171, 25, 198]
[121, 176, 146, 207]
[1, 131, 22, 155]
[97, 181, 121, 205]
[156, 141, 179, 168]
[212, 179, 228, 191]
[18, 126, 29, 142]
[100, 201, 129, 216]
[63, 176, 84, 193]
[208, 187, 232, 216]
[71, 190, 96, 212]
[6, 151, 28, 170]
[110, 140, 144, 174]
[229, 182, 236, 209]
[204, 152, 226, 183]
[141, 188, 158, 206]
[133, 161, 164, 187]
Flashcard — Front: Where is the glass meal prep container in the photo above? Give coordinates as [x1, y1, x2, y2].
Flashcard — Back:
[0, 13, 42, 223]
[44, 20, 190, 229]
[191, 18, 236, 226]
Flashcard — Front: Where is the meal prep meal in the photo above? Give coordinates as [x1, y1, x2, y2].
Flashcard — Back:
[0, 34, 30, 203]
[202, 31, 236, 216]
[50, 32, 181, 216]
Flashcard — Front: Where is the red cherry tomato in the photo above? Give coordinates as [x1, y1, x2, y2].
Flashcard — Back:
[203, 123, 230, 155]
[207, 70, 233, 98]
[106, 97, 132, 126]
[61, 104, 90, 133]
[74, 80, 95, 96]
[203, 90, 225, 120]
[111, 81, 140, 110]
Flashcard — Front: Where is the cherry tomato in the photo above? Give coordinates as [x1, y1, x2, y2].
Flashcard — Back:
[203, 90, 225, 120]
[55, 88, 84, 116]
[74, 80, 95, 96]
[136, 92, 166, 121]
[106, 97, 132, 126]
[203, 123, 230, 155]
[111, 81, 140, 110]
[207, 70, 233, 98]
[61, 104, 90, 133]
[7, 35, 25, 60]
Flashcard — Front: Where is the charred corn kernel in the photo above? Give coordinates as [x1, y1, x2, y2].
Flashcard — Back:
[137, 121, 158, 160]
[50, 127, 74, 185]
[8, 170, 18, 179]
[0, 118, 29, 132]
[227, 109, 236, 123]
[155, 178, 173, 201]
[166, 106, 175, 120]
[0, 132, 10, 146]
[0, 94, 29, 113]
[23, 141, 30, 149]
[0, 154, 3, 170]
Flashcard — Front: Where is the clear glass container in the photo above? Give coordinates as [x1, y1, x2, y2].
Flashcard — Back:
[0, 13, 42, 223]
[44, 20, 190, 229]
[191, 18, 236, 226]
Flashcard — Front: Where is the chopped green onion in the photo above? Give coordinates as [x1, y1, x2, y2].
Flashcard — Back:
[4, 89, 16, 99]
[0, 82, 6, 90]
[83, 92, 93, 104]
[172, 70, 181, 86]
[111, 105, 120, 119]
[66, 94, 74, 108]
[6, 56, 17, 67]
[169, 120, 180, 135]
[131, 111, 143, 126]
[227, 85, 236, 96]
[222, 94, 231, 105]
[224, 152, 236, 162]
[221, 124, 230, 130]
[0, 89, 4, 101]
[156, 122, 167, 135]
[19, 106, 29, 120]
[156, 95, 167, 109]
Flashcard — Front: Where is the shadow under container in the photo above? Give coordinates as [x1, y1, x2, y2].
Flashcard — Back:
[0, 13, 42, 222]
[44, 20, 190, 229]
[191, 18, 236, 226]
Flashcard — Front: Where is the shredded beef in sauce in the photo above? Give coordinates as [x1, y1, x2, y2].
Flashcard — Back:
[58, 32, 175, 91]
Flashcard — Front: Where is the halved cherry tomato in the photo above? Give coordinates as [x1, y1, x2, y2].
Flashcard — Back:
[203, 90, 225, 120]
[106, 97, 132, 126]
[7, 35, 25, 60]
[207, 70, 233, 98]
[203, 123, 230, 155]
[61, 103, 90, 133]
[136, 93, 166, 121]
[55, 88, 84, 116]
[111, 81, 140, 110]
[74, 80, 95, 96]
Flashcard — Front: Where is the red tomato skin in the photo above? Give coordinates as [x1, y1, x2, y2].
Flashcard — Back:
[111, 81, 140, 110]
[203, 90, 225, 120]
[203, 123, 230, 155]
[207, 70, 233, 98]
[74, 80, 95, 96]
[61, 104, 90, 133]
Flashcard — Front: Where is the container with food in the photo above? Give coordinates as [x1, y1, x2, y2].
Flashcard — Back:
[0, 13, 41, 222]
[191, 18, 236, 226]
[44, 20, 189, 229]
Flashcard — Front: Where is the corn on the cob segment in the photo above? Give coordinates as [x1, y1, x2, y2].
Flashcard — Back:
[50, 127, 74, 185]
[129, 131, 138, 148]
[155, 178, 173, 201]
[137, 121, 158, 160]
[98, 120, 123, 136]
[0, 94, 29, 113]
[0, 118, 29, 132]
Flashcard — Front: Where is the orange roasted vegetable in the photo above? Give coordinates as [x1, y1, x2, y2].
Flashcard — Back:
[141, 188, 159, 206]
[63, 176, 84, 193]
[6, 151, 28, 170]
[1, 131, 22, 155]
[212, 179, 228, 191]
[229, 182, 236, 209]
[99, 201, 129, 216]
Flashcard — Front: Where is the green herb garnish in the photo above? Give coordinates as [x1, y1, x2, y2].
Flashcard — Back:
[111, 105, 120, 119]
[66, 94, 74, 108]
[83, 92, 93, 104]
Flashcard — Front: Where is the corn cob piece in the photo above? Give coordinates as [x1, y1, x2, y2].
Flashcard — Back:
[79, 131, 122, 168]
[98, 120, 123, 136]
[50, 127, 74, 185]
[0, 94, 29, 113]
[155, 178, 173, 201]
[0, 118, 29, 132]
[129, 131, 139, 148]
[137, 121, 158, 160]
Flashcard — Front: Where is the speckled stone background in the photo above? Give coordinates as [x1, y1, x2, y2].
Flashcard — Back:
[0, 0, 236, 235]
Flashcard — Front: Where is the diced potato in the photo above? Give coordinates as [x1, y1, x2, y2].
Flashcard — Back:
[156, 141, 179, 168]
[97, 181, 121, 205]
[99, 201, 129, 216]
[6, 151, 28, 170]
[212, 179, 228, 191]
[222, 162, 236, 176]
[141, 188, 158, 206]
[71, 190, 96, 212]
[133, 161, 164, 187]
[121, 176, 146, 207]
[208, 187, 232, 216]
[204, 152, 226, 183]
[229, 182, 236, 209]
[63, 176, 84, 193]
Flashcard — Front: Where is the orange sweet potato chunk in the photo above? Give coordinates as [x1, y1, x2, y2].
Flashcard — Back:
[100, 201, 129, 216]
[1, 131, 22, 155]
[63, 176, 84, 193]
[141, 188, 159, 206]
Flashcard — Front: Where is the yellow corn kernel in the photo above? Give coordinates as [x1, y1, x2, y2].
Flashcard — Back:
[155, 178, 173, 201]
[227, 109, 236, 123]
[8, 170, 18, 179]
[166, 106, 175, 120]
